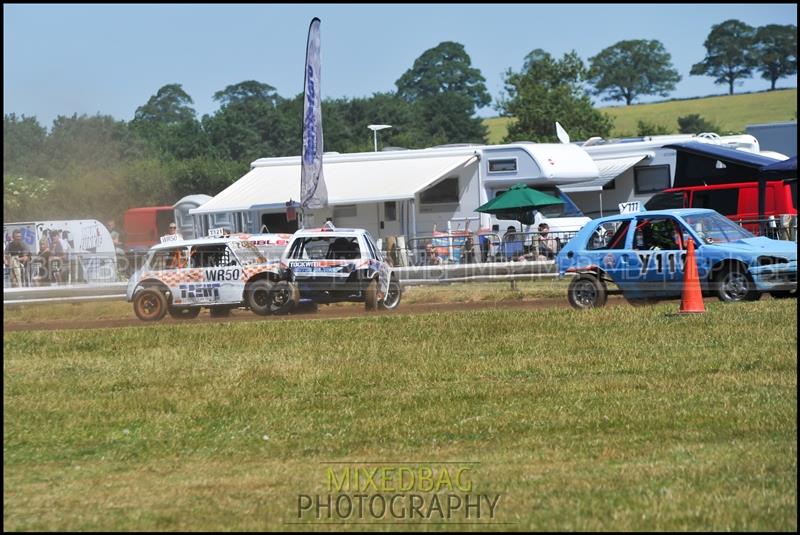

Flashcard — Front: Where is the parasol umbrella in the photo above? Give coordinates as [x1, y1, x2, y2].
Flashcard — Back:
[476, 183, 564, 225]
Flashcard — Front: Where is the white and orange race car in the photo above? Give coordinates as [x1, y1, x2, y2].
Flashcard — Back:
[126, 232, 297, 321]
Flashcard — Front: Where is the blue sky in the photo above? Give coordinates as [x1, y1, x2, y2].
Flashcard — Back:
[4, 3, 797, 128]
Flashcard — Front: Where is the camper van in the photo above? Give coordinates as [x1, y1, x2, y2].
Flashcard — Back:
[3, 219, 117, 284]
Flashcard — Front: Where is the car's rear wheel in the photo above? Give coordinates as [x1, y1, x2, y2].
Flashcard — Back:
[364, 278, 378, 311]
[715, 265, 759, 302]
[168, 306, 200, 319]
[246, 279, 274, 316]
[567, 274, 607, 310]
[379, 278, 402, 310]
[270, 281, 298, 315]
[133, 288, 168, 321]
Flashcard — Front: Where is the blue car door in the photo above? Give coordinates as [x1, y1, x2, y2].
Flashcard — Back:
[626, 216, 688, 297]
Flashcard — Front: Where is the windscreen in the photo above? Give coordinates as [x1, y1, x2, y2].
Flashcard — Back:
[684, 212, 754, 244]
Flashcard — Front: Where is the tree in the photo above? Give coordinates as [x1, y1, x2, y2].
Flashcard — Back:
[396, 41, 491, 109]
[677, 114, 720, 134]
[204, 80, 285, 161]
[213, 80, 281, 108]
[133, 83, 197, 124]
[754, 24, 798, 90]
[588, 40, 681, 105]
[3, 114, 47, 175]
[131, 84, 208, 160]
[498, 49, 613, 143]
[690, 19, 757, 95]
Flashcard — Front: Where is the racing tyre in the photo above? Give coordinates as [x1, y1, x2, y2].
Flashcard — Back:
[715, 265, 759, 302]
[567, 275, 607, 310]
[133, 288, 168, 322]
[210, 307, 232, 318]
[379, 278, 402, 310]
[269, 281, 298, 315]
[246, 279, 274, 316]
[168, 306, 201, 319]
[364, 278, 379, 311]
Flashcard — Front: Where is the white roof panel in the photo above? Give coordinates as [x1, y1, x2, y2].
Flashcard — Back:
[559, 153, 651, 193]
[192, 153, 476, 214]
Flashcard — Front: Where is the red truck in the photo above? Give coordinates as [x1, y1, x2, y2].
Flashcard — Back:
[123, 206, 175, 253]
[645, 180, 797, 235]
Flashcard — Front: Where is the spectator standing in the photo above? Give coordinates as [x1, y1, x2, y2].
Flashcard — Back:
[6, 230, 31, 287]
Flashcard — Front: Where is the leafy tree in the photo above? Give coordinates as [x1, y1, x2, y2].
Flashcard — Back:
[133, 83, 197, 124]
[131, 84, 208, 160]
[394, 41, 489, 144]
[690, 19, 757, 95]
[677, 113, 721, 134]
[3, 114, 47, 175]
[754, 24, 798, 90]
[396, 41, 491, 109]
[498, 49, 613, 143]
[213, 80, 281, 108]
[588, 40, 681, 105]
[204, 81, 285, 161]
[636, 120, 672, 136]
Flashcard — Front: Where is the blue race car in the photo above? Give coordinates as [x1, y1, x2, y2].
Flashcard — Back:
[556, 208, 797, 309]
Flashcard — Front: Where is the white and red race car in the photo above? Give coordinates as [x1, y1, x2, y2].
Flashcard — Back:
[126, 232, 297, 321]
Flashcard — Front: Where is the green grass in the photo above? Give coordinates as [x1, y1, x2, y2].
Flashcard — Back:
[484, 88, 797, 143]
[4, 299, 796, 530]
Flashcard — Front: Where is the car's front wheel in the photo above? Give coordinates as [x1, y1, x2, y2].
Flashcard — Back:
[133, 288, 168, 321]
[379, 278, 402, 310]
[567, 274, 607, 310]
[246, 279, 274, 316]
[269, 281, 298, 315]
[715, 265, 758, 302]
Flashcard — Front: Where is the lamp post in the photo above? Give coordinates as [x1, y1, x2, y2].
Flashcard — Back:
[367, 124, 392, 152]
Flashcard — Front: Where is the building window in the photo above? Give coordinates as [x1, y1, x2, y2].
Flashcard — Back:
[333, 204, 357, 218]
[634, 165, 671, 194]
[488, 158, 517, 173]
[384, 201, 397, 221]
[420, 177, 459, 205]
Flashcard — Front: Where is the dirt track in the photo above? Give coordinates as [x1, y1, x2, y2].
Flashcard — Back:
[3, 296, 649, 333]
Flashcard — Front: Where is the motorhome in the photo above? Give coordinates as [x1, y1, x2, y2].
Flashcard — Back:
[3, 219, 117, 284]
[190, 132, 786, 249]
[189, 143, 600, 243]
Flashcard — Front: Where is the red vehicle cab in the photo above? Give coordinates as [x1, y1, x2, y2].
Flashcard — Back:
[123, 206, 175, 253]
[645, 180, 797, 234]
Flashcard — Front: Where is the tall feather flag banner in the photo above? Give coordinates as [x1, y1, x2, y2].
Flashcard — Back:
[300, 17, 327, 210]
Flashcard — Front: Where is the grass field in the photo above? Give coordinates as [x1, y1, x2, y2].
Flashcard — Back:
[4, 297, 796, 531]
[484, 88, 797, 143]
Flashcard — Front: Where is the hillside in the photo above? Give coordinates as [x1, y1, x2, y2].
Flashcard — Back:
[484, 88, 797, 144]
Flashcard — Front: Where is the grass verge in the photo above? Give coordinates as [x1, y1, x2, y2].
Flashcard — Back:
[3, 299, 796, 530]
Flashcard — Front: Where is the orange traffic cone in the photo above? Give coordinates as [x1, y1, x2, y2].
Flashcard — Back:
[679, 237, 705, 313]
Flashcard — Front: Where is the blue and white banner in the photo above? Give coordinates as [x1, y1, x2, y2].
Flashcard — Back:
[301, 17, 327, 210]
